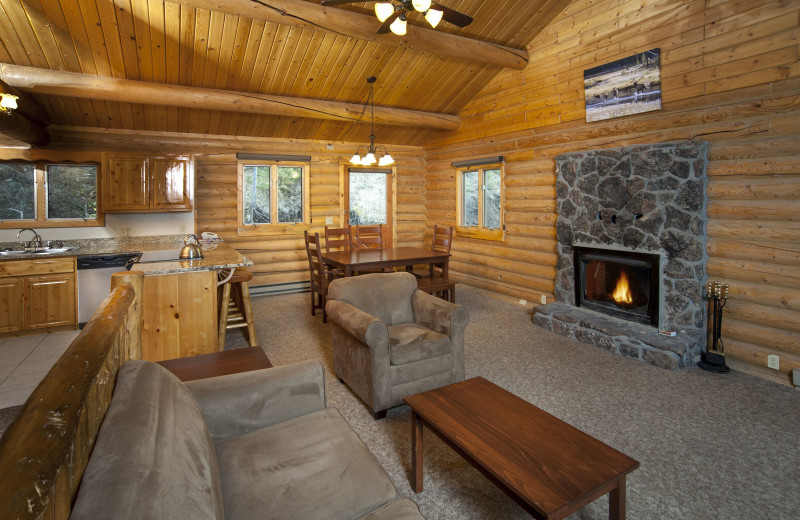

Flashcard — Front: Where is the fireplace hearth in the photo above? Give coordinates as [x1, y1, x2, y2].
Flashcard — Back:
[534, 141, 709, 369]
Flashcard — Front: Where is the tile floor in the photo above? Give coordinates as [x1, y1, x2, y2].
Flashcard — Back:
[0, 330, 80, 409]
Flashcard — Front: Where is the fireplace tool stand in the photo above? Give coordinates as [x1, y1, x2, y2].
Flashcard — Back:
[699, 281, 730, 373]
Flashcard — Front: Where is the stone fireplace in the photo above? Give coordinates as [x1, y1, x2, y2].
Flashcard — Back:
[534, 141, 709, 369]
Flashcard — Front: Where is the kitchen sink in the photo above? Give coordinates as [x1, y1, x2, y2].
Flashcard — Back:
[0, 246, 79, 256]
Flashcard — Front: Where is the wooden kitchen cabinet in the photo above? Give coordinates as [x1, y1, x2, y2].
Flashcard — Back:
[104, 154, 192, 212]
[0, 258, 77, 335]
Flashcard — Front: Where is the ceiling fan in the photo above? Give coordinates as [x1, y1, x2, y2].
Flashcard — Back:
[320, 0, 473, 36]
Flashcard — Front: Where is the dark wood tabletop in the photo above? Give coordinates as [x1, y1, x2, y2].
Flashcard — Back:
[321, 246, 450, 276]
[157, 347, 272, 382]
[403, 377, 640, 520]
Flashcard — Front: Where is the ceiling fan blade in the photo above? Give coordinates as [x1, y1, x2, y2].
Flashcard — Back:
[430, 2, 473, 27]
[376, 11, 401, 34]
[320, 0, 365, 6]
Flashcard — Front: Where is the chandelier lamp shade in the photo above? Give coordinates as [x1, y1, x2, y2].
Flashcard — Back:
[374, 1, 444, 35]
[350, 77, 394, 167]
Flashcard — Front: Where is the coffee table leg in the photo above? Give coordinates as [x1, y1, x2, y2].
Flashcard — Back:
[411, 410, 423, 493]
[609, 477, 626, 520]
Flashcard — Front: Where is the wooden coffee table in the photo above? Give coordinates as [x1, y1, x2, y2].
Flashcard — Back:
[157, 347, 272, 382]
[403, 378, 639, 519]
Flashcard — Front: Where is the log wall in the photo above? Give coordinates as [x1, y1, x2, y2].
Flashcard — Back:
[194, 139, 426, 287]
[424, 0, 800, 386]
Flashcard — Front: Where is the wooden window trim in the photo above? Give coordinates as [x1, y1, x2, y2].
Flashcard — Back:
[0, 161, 104, 229]
[340, 164, 397, 245]
[236, 159, 311, 236]
[455, 162, 505, 241]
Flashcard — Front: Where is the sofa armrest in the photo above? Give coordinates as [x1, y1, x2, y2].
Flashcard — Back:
[326, 299, 389, 350]
[412, 290, 469, 337]
[185, 359, 326, 441]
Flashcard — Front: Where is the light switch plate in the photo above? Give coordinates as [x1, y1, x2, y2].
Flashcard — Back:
[325, 217, 333, 225]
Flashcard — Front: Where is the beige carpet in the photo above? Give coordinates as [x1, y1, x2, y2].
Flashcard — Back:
[222, 286, 800, 520]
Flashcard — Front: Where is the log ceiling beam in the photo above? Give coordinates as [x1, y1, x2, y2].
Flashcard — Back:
[172, 0, 529, 70]
[0, 79, 50, 127]
[0, 110, 50, 147]
[0, 64, 460, 131]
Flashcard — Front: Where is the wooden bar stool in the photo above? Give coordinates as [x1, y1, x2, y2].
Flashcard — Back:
[218, 268, 257, 348]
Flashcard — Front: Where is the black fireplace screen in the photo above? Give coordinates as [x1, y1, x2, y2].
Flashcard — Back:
[573, 247, 660, 327]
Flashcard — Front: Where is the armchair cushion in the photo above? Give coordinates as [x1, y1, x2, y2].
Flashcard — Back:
[387, 323, 450, 365]
[327, 271, 417, 325]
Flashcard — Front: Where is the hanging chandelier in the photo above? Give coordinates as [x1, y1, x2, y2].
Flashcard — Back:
[350, 76, 394, 167]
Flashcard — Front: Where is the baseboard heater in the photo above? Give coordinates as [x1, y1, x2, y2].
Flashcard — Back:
[249, 281, 310, 297]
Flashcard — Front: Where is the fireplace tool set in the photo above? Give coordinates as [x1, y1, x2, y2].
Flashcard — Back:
[698, 281, 730, 373]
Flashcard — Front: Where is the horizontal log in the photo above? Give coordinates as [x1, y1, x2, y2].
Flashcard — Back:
[451, 260, 554, 293]
[707, 220, 800, 242]
[0, 110, 50, 147]
[724, 337, 800, 380]
[707, 176, 800, 200]
[0, 65, 459, 130]
[707, 239, 800, 266]
[724, 299, 800, 335]
[707, 200, 800, 220]
[707, 257, 800, 288]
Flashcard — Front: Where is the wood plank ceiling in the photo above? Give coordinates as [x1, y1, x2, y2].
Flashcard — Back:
[0, 0, 571, 147]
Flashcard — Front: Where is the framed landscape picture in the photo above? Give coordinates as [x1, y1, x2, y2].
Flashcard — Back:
[584, 48, 661, 123]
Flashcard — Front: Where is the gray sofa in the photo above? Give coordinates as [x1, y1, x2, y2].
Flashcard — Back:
[326, 272, 469, 419]
[70, 359, 425, 520]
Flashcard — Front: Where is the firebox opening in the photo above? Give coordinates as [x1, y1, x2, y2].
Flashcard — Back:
[573, 247, 660, 327]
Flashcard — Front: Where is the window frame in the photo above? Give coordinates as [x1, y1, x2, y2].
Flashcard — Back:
[236, 159, 311, 236]
[455, 161, 505, 241]
[0, 160, 103, 229]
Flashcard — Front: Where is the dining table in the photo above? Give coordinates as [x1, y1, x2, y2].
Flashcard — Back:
[321, 246, 450, 277]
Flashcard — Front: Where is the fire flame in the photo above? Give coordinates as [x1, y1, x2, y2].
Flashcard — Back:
[612, 270, 633, 305]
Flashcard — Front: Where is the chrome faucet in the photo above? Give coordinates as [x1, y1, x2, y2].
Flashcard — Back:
[16, 228, 42, 249]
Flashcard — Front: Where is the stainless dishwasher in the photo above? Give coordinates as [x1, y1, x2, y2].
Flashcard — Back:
[76, 252, 141, 326]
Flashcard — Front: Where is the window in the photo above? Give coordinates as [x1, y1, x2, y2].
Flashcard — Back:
[0, 161, 102, 228]
[456, 161, 504, 241]
[237, 160, 310, 234]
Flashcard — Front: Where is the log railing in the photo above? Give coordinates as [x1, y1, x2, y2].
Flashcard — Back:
[0, 271, 143, 520]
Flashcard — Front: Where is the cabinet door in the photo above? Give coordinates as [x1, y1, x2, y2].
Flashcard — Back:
[150, 157, 192, 210]
[0, 277, 24, 333]
[105, 155, 149, 211]
[26, 273, 77, 330]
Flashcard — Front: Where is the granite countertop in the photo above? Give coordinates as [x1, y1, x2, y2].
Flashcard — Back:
[0, 235, 252, 275]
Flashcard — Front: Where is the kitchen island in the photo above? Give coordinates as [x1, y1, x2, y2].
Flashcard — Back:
[131, 240, 252, 361]
[0, 236, 252, 361]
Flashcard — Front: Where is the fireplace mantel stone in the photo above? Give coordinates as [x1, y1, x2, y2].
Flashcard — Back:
[535, 141, 709, 369]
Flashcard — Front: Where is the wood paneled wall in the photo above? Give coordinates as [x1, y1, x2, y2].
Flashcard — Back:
[194, 139, 426, 287]
[425, 0, 800, 386]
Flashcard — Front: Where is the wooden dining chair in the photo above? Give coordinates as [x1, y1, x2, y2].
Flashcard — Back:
[324, 226, 352, 253]
[304, 230, 330, 323]
[353, 224, 384, 250]
[415, 224, 455, 302]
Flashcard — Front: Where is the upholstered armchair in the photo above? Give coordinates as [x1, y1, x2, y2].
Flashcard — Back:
[326, 272, 469, 419]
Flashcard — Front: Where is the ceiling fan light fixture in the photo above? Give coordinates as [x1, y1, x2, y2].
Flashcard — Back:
[389, 16, 407, 35]
[412, 0, 432, 12]
[424, 8, 443, 28]
[374, 2, 394, 22]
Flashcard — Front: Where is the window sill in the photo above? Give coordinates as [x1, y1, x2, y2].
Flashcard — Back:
[455, 226, 504, 241]
[237, 223, 309, 236]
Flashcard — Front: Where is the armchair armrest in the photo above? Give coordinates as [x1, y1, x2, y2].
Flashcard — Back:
[412, 290, 469, 336]
[185, 360, 326, 441]
[326, 299, 389, 350]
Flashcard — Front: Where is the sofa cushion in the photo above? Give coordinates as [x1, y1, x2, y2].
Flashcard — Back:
[387, 323, 450, 365]
[215, 407, 397, 520]
[70, 361, 224, 520]
[360, 498, 427, 519]
[328, 272, 417, 325]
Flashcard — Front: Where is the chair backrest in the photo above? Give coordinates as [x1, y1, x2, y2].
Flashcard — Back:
[431, 225, 454, 254]
[354, 224, 383, 250]
[328, 272, 417, 325]
[304, 231, 328, 290]
[324, 226, 352, 254]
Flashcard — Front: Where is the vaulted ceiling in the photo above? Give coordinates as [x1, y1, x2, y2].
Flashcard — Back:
[0, 0, 572, 148]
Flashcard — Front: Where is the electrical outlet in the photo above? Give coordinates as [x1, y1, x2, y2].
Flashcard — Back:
[519, 299, 527, 306]
[540, 294, 547, 304]
[120, 227, 131, 237]
[325, 217, 333, 225]
[767, 354, 780, 370]
[326, 143, 334, 150]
